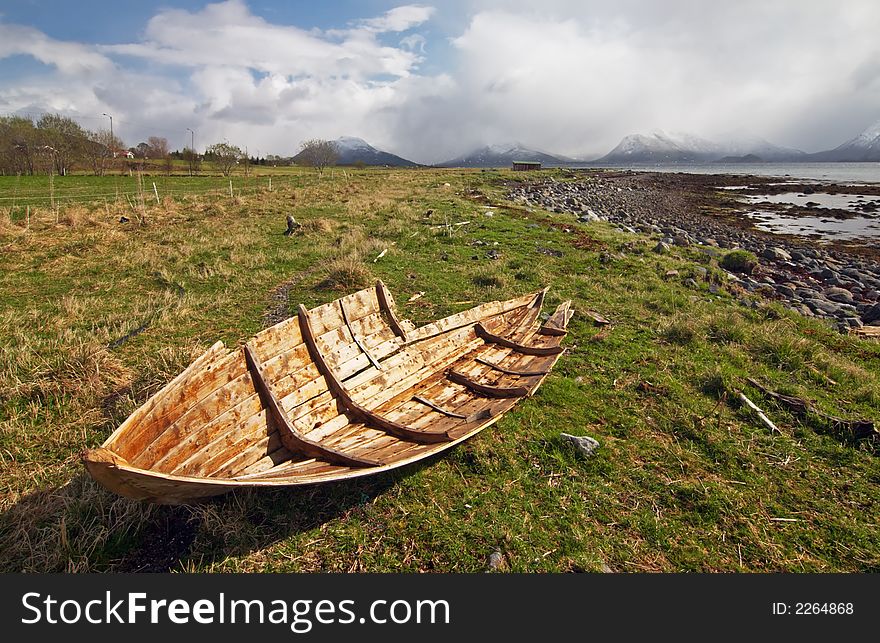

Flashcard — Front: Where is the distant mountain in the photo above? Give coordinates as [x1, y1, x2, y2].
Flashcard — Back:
[294, 137, 418, 167]
[438, 143, 573, 168]
[714, 154, 764, 164]
[810, 120, 880, 161]
[593, 131, 806, 164]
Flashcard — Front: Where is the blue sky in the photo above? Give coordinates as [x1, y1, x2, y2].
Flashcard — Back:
[1, 1, 878, 162]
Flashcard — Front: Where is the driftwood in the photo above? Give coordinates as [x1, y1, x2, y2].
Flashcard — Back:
[284, 215, 301, 236]
[737, 390, 780, 434]
[746, 378, 877, 442]
[584, 310, 611, 326]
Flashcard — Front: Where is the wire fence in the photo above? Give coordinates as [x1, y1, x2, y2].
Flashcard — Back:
[0, 173, 302, 209]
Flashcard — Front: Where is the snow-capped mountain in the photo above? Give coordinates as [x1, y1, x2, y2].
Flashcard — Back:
[294, 136, 418, 167]
[810, 120, 880, 161]
[438, 142, 573, 168]
[595, 131, 723, 163]
[716, 136, 806, 162]
[594, 131, 805, 164]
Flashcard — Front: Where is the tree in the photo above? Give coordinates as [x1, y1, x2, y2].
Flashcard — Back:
[206, 142, 243, 177]
[0, 116, 39, 175]
[134, 142, 151, 159]
[297, 139, 339, 175]
[182, 146, 201, 175]
[84, 129, 124, 176]
[147, 136, 169, 159]
[36, 114, 87, 176]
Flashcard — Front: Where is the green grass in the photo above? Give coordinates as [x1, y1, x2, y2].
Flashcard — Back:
[0, 167, 878, 572]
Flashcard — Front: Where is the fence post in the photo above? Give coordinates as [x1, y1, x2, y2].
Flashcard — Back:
[229, 180, 233, 198]
[153, 182, 160, 204]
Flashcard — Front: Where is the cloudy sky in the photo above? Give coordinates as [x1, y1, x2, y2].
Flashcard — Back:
[1, 0, 878, 163]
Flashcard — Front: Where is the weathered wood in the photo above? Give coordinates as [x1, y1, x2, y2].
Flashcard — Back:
[298, 304, 453, 444]
[84, 286, 573, 502]
[737, 390, 780, 434]
[474, 357, 551, 377]
[746, 377, 877, 441]
[376, 280, 408, 341]
[284, 214, 301, 236]
[244, 343, 379, 468]
[447, 370, 529, 398]
[412, 395, 468, 419]
[339, 298, 382, 370]
[475, 323, 564, 356]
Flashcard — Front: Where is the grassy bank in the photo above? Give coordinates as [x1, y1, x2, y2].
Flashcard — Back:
[1, 167, 878, 572]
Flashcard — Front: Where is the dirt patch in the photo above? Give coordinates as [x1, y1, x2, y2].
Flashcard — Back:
[262, 267, 321, 328]
[116, 506, 200, 572]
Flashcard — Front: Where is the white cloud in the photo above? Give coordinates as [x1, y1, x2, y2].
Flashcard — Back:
[359, 5, 436, 32]
[387, 0, 880, 161]
[102, 0, 424, 80]
[0, 22, 113, 75]
[400, 34, 427, 53]
[0, 0, 879, 163]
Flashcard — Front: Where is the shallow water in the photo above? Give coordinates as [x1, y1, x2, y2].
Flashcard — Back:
[591, 162, 880, 184]
[744, 210, 880, 240]
[743, 192, 880, 212]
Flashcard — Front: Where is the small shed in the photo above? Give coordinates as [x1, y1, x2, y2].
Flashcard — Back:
[512, 160, 541, 171]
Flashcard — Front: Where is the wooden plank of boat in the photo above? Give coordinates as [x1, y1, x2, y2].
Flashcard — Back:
[376, 280, 408, 341]
[243, 343, 379, 468]
[298, 304, 453, 445]
[446, 369, 529, 398]
[81, 285, 573, 503]
[474, 322, 565, 356]
[474, 357, 551, 377]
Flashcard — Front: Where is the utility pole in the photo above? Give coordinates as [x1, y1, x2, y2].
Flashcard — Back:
[186, 127, 195, 176]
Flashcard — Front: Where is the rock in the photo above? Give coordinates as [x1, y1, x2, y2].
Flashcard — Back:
[862, 303, 880, 324]
[486, 551, 505, 572]
[762, 247, 792, 262]
[653, 241, 671, 254]
[561, 432, 600, 456]
[486, 249, 500, 260]
[805, 298, 840, 316]
[684, 278, 698, 288]
[672, 235, 690, 247]
[118, 216, 130, 223]
[775, 284, 796, 298]
[824, 287, 854, 304]
[664, 269, 679, 279]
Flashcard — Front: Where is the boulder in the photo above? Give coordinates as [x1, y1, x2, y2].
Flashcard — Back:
[762, 247, 792, 262]
[861, 303, 880, 324]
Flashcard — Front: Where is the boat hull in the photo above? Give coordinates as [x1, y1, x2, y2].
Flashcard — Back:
[83, 282, 572, 503]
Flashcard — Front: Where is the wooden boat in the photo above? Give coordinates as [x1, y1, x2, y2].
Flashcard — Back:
[83, 282, 572, 504]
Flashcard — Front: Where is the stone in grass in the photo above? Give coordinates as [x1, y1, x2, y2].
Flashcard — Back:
[720, 249, 758, 274]
[486, 550, 506, 572]
[653, 241, 671, 254]
[561, 432, 600, 457]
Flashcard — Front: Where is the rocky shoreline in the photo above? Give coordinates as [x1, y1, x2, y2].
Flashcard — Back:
[508, 171, 880, 332]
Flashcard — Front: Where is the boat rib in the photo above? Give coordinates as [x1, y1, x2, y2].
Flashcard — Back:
[82, 284, 573, 503]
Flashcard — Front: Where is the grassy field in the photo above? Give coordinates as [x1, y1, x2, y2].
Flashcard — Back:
[0, 164, 314, 210]
[0, 166, 878, 572]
